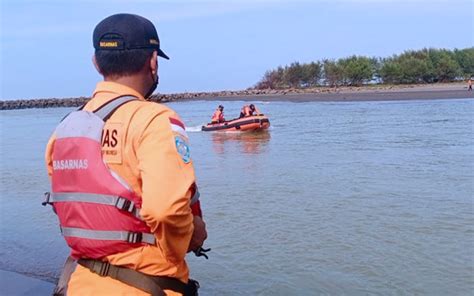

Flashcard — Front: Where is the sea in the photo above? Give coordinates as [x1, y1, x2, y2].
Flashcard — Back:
[0, 98, 473, 295]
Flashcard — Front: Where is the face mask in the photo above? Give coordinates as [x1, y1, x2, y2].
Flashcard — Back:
[144, 71, 158, 99]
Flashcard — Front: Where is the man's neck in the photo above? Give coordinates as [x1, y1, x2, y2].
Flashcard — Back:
[104, 75, 148, 97]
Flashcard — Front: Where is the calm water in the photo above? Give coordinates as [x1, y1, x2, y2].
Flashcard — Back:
[1, 99, 473, 295]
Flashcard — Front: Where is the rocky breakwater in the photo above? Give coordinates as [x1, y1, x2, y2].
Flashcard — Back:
[0, 97, 90, 110]
[0, 89, 279, 110]
[1, 91, 232, 110]
[2, 84, 459, 110]
[0, 88, 344, 110]
[0, 92, 221, 110]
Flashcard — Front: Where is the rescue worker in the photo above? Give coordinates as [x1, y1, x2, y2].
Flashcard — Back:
[210, 105, 225, 123]
[44, 13, 207, 296]
[239, 104, 261, 118]
[239, 105, 252, 118]
[249, 104, 261, 116]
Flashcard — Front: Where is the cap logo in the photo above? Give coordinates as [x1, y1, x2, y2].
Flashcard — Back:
[149, 39, 159, 45]
[99, 41, 119, 48]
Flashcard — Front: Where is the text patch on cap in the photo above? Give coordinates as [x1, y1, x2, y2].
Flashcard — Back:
[98, 34, 125, 50]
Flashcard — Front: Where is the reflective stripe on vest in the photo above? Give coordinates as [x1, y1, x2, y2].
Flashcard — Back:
[61, 227, 156, 244]
[49, 192, 141, 220]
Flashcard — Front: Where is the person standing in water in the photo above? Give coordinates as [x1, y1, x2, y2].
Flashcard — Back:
[44, 13, 207, 296]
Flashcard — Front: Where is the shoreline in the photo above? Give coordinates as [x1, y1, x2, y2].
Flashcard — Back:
[1, 83, 472, 110]
[187, 88, 473, 103]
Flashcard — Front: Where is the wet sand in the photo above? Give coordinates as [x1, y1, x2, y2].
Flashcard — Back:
[187, 83, 474, 102]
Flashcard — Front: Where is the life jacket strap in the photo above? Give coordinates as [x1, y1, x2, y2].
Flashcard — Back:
[46, 192, 141, 219]
[77, 259, 199, 296]
[93, 95, 137, 121]
[60, 227, 155, 244]
[42, 192, 51, 206]
[58, 95, 137, 123]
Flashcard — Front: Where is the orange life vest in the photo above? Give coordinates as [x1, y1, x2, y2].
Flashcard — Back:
[211, 110, 224, 123]
[44, 96, 201, 260]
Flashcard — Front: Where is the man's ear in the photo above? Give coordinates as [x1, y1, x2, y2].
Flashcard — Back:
[150, 51, 158, 75]
[92, 55, 102, 74]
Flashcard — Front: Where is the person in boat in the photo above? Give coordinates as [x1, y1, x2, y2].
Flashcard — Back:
[211, 105, 225, 123]
[239, 104, 261, 118]
[250, 104, 261, 115]
[44, 13, 207, 296]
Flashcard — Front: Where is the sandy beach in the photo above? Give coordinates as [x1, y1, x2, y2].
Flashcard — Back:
[194, 83, 474, 102]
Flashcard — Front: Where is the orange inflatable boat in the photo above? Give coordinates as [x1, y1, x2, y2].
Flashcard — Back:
[202, 115, 270, 132]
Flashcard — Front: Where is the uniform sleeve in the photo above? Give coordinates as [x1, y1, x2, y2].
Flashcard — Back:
[136, 109, 195, 263]
[45, 133, 56, 179]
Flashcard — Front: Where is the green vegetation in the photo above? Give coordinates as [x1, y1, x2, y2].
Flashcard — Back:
[254, 47, 474, 89]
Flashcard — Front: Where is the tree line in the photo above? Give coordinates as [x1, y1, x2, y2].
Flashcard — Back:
[254, 47, 474, 89]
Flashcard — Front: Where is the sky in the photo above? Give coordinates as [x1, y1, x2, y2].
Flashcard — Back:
[0, 0, 473, 100]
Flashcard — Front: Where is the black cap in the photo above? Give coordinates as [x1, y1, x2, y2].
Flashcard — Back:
[93, 13, 169, 59]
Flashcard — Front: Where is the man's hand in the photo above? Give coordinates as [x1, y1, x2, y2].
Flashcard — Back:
[188, 215, 207, 252]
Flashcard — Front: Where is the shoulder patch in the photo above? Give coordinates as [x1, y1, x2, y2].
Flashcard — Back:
[168, 116, 190, 163]
[175, 135, 190, 163]
[169, 118, 188, 139]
